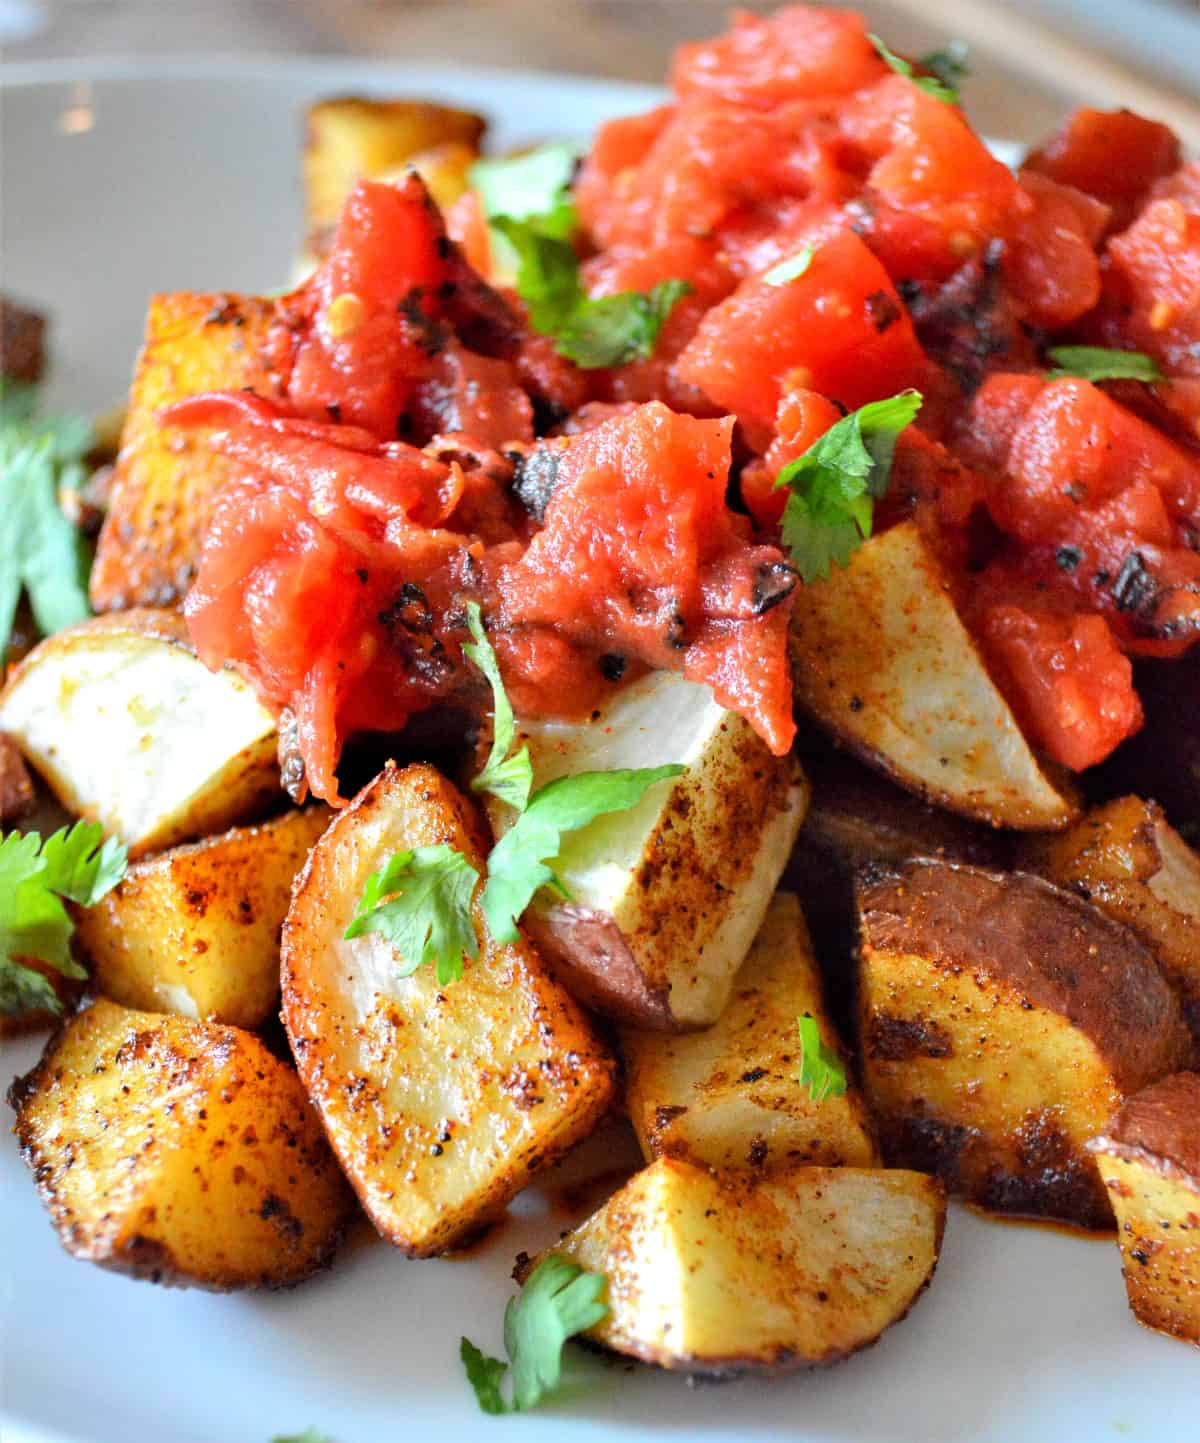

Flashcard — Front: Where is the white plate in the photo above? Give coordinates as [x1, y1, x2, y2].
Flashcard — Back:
[1, 58, 1196, 1443]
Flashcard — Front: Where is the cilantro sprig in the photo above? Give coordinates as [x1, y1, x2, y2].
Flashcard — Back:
[797, 1013, 848, 1103]
[775, 390, 922, 583]
[461, 1254, 610, 1414]
[481, 763, 684, 944]
[918, 42, 969, 93]
[0, 378, 94, 657]
[270, 1431, 332, 1443]
[470, 145, 690, 368]
[464, 601, 533, 812]
[0, 821, 127, 1015]
[870, 33, 963, 104]
[1046, 346, 1163, 383]
[343, 844, 480, 987]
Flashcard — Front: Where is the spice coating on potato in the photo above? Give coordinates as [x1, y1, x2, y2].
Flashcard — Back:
[75, 807, 330, 1028]
[9, 998, 355, 1289]
[1090, 1073, 1200, 1346]
[90, 292, 282, 611]
[1035, 796, 1200, 1047]
[857, 860, 1191, 1228]
[530, 1158, 945, 1375]
[789, 521, 1080, 830]
[282, 762, 616, 1257]
[621, 893, 877, 1171]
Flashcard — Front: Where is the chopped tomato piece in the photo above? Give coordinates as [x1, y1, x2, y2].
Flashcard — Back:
[838, 75, 1022, 282]
[497, 402, 797, 754]
[575, 105, 675, 249]
[980, 606, 1143, 771]
[670, 6, 884, 109]
[740, 388, 843, 529]
[285, 177, 452, 437]
[444, 188, 492, 277]
[674, 229, 923, 430]
[1097, 198, 1200, 377]
[1025, 108, 1181, 233]
[1003, 171, 1103, 329]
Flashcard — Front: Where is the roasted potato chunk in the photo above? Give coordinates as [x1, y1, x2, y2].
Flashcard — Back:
[8, 999, 355, 1289]
[621, 893, 877, 1171]
[1089, 1073, 1200, 1346]
[1034, 796, 1200, 1045]
[530, 1158, 945, 1375]
[75, 808, 329, 1028]
[857, 860, 1191, 1227]
[0, 611, 280, 857]
[282, 762, 616, 1257]
[487, 670, 808, 1029]
[304, 96, 486, 233]
[90, 292, 282, 611]
[0, 731, 35, 824]
[789, 522, 1079, 830]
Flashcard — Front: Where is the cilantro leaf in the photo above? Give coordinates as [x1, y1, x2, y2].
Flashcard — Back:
[0, 821, 127, 1017]
[489, 217, 583, 336]
[469, 143, 582, 237]
[40, 821, 128, 907]
[775, 390, 923, 583]
[460, 1337, 509, 1416]
[0, 383, 94, 656]
[461, 1254, 610, 1415]
[797, 1013, 848, 1103]
[481, 765, 684, 943]
[763, 246, 815, 287]
[343, 843, 480, 986]
[918, 41, 969, 92]
[464, 601, 533, 812]
[1046, 346, 1163, 383]
[554, 279, 692, 369]
[270, 1430, 332, 1443]
[870, 32, 961, 103]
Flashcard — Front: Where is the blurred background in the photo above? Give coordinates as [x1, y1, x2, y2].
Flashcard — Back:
[3, 0, 1199, 147]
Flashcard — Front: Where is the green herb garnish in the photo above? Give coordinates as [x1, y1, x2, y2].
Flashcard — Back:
[775, 389, 923, 583]
[0, 821, 127, 1016]
[0, 378, 93, 657]
[464, 601, 533, 812]
[461, 1254, 610, 1414]
[1046, 346, 1163, 383]
[343, 844, 480, 986]
[797, 1013, 848, 1103]
[918, 41, 969, 93]
[870, 33, 962, 104]
[481, 764, 684, 944]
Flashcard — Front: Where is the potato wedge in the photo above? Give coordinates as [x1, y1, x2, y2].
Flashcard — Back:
[527, 1158, 945, 1374]
[621, 893, 877, 1171]
[1034, 796, 1200, 1045]
[282, 761, 616, 1256]
[8, 998, 354, 1289]
[304, 97, 486, 233]
[90, 291, 282, 611]
[0, 610, 280, 857]
[789, 522, 1079, 830]
[857, 859, 1191, 1227]
[486, 669, 808, 1029]
[1089, 1073, 1200, 1346]
[75, 808, 329, 1028]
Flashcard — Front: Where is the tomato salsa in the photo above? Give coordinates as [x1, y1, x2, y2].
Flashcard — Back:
[170, 6, 1200, 802]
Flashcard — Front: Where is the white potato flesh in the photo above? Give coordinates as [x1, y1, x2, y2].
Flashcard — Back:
[0, 611, 279, 856]
[789, 521, 1079, 830]
[488, 669, 808, 1029]
[620, 893, 878, 1170]
[543, 1157, 945, 1374]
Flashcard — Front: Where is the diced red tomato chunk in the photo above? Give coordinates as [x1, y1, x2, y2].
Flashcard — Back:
[674, 229, 923, 430]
